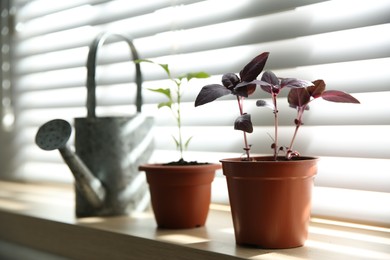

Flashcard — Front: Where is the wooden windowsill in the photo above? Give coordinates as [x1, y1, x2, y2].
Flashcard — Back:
[0, 181, 389, 260]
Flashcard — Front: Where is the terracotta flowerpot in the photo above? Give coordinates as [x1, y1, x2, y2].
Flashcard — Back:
[220, 156, 318, 249]
[139, 163, 220, 229]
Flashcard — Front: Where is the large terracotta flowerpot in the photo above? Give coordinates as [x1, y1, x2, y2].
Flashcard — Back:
[220, 156, 318, 249]
[139, 163, 220, 229]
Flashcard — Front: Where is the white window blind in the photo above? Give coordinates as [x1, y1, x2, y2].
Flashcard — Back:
[2, 0, 390, 226]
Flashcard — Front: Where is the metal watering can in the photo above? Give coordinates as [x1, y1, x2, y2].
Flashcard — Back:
[35, 32, 154, 217]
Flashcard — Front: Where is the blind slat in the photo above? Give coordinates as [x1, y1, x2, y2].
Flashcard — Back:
[16, 56, 390, 96]
[16, 0, 327, 40]
[17, 0, 203, 39]
[15, 27, 390, 89]
[315, 157, 390, 193]
[16, 84, 389, 127]
[151, 125, 390, 159]
[16, 22, 390, 77]
[16, 0, 108, 21]
[312, 187, 390, 227]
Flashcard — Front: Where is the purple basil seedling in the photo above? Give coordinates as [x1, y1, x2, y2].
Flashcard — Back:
[195, 52, 360, 161]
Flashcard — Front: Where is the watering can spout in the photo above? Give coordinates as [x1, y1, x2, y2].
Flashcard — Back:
[35, 119, 106, 208]
[59, 146, 106, 208]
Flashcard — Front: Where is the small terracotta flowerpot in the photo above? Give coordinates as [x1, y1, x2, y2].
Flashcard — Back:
[221, 156, 318, 249]
[139, 163, 220, 229]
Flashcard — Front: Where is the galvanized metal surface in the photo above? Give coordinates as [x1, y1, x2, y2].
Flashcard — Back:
[75, 116, 154, 217]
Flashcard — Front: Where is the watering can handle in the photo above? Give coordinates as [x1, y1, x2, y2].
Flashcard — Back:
[86, 32, 143, 119]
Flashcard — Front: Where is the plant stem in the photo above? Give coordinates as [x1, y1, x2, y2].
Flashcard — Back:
[236, 96, 250, 160]
[272, 93, 278, 161]
[243, 131, 250, 160]
[176, 80, 184, 160]
[289, 125, 299, 154]
[288, 106, 305, 154]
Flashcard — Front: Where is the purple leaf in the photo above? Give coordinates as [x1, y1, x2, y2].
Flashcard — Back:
[322, 90, 360, 103]
[194, 84, 231, 107]
[235, 81, 252, 89]
[288, 104, 310, 110]
[234, 113, 253, 133]
[307, 79, 325, 98]
[234, 81, 256, 97]
[254, 78, 274, 94]
[260, 84, 272, 94]
[239, 52, 269, 82]
[281, 78, 313, 89]
[288, 88, 311, 108]
[256, 99, 274, 110]
[222, 73, 240, 89]
[261, 71, 279, 85]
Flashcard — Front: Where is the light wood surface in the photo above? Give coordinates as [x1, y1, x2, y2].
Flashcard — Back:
[0, 181, 389, 259]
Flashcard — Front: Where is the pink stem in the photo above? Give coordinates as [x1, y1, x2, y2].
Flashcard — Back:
[289, 106, 305, 153]
[272, 93, 278, 161]
[236, 96, 251, 160]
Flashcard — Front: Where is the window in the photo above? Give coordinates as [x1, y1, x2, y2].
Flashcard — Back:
[2, 0, 389, 226]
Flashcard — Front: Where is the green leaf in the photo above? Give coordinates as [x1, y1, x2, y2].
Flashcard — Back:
[148, 88, 171, 99]
[184, 136, 193, 149]
[135, 59, 171, 77]
[172, 135, 180, 149]
[158, 63, 170, 77]
[134, 59, 153, 64]
[185, 72, 210, 81]
[157, 101, 172, 109]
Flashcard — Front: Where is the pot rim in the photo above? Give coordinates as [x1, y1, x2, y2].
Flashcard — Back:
[220, 156, 318, 179]
[139, 163, 221, 173]
[141, 163, 219, 186]
[220, 155, 319, 164]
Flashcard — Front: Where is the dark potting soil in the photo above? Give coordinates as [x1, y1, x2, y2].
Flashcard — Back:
[163, 158, 209, 166]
